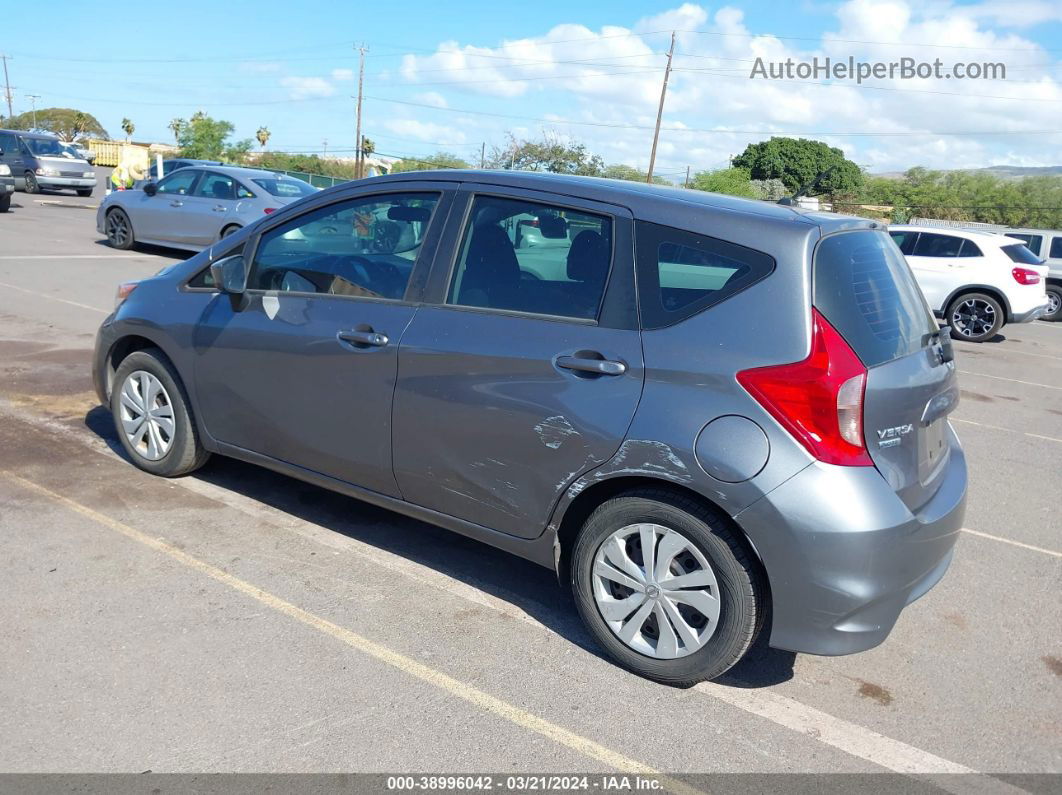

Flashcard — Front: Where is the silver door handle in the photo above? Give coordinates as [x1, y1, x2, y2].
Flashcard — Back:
[170, 200, 183, 207]
[213, 205, 227, 212]
[338, 329, 389, 347]
[556, 355, 626, 376]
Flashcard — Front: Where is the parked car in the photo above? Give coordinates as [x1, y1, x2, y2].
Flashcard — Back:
[61, 140, 96, 165]
[0, 161, 13, 212]
[93, 172, 967, 685]
[995, 227, 1062, 322]
[98, 166, 317, 252]
[0, 129, 96, 196]
[889, 225, 1048, 342]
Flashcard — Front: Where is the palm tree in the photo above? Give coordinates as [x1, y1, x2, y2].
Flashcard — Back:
[121, 117, 135, 142]
[168, 118, 185, 144]
[256, 126, 270, 150]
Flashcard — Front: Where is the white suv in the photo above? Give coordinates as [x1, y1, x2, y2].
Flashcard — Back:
[889, 225, 1049, 342]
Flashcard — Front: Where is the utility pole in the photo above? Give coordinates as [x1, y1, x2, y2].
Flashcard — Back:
[322, 138, 328, 157]
[354, 43, 367, 179]
[480, 141, 485, 169]
[683, 165, 690, 188]
[645, 31, 675, 184]
[1, 54, 14, 120]
[25, 94, 40, 129]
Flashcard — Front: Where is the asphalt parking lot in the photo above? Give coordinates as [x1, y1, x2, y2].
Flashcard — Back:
[0, 175, 1059, 783]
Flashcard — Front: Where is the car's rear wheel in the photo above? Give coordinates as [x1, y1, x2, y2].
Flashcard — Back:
[947, 292, 1003, 342]
[571, 490, 763, 685]
[111, 349, 209, 477]
[1043, 285, 1062, 322]
[24, 172, 40, 194]
[106, 208, 134, 250]
[220, 224, 242, 239]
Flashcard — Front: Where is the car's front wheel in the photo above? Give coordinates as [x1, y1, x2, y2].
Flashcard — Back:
[111, 349, 210, 477]
[24, 172, 40, 194]
[105, 208, 135, 250]
[571, 491, 764, 685]
[77, 187, 93, 198]
[1043, 285, 1062, 322]
[946, 292, 1003, 342]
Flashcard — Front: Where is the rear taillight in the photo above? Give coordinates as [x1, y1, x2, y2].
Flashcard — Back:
[1012, 267, 1040, 285]
[115, 281, 139, 308]
[737, 309, 872, 467]
[263, 207, 278, 214]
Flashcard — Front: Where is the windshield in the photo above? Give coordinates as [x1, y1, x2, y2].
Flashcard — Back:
[251, 177, 317, 198]
[24, 137, 77, 158]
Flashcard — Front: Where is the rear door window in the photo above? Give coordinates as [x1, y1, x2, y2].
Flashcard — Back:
[889, 231, 918, 255]
[635, 222, 774, 329]
[912, 233, 962, 257]
[193, 172, 237, 200]
[814, 230, 937, 367]
[1050, 237, 1062, 259]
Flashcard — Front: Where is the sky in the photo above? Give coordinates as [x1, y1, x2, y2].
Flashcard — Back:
[3, 0, 1061, 178]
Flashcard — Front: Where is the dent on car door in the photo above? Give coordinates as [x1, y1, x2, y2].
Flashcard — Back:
[392, 189, 644, 539]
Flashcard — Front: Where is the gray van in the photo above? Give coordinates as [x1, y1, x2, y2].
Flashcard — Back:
[0, 129, 96, 196]
[1000, 227, 1062, 320]
[92, 171, 967, 684]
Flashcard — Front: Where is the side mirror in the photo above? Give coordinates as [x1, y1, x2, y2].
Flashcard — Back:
[143, 182, 158, 196]
[209, 254, 247, 295]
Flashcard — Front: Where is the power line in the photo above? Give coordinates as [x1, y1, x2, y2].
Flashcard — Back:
[363, 95, 1062, 137]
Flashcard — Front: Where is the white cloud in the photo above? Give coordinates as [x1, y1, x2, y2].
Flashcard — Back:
[382, 118, 467, 144]
[280, 76, 335, 99]
[414, 91, 449, 108]
[331, 68, 355, 81]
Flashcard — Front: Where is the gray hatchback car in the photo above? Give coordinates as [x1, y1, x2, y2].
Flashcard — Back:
[93, 171, 967, 684]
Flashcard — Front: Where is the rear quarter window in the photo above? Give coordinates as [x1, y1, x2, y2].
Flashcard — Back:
[1002, 244, 1042, 265]
[635, 221, 774, 329]
[814, 230, 937, 367]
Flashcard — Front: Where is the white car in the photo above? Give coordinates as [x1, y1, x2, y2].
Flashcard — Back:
[889, 225, 1049, 342]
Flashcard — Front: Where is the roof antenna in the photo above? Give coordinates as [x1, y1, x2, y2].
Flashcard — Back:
[777, 166, 836, 206]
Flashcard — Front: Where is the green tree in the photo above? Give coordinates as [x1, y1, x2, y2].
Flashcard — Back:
[389, 151, 471, 173]
[361, 137, 375, 157]
[177, 113, 252, 162]
[256, 126, 270, 150]
[733, 137, 862, 196]
[602, 163, 669, 185]
[121, 117, 135, 141]
[690, 167, 758, 198]
[2, 107, 108, 140]
[487, 133, 604, 176]
[168, 118, 186, 144]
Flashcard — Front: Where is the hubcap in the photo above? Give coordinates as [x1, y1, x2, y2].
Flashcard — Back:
[1048, 292, 1061, 316]
[107, 213, 129, 246]
[952, 298, 995, 338]
[118, 371, 175, 461]
[591, 523, 720, 659]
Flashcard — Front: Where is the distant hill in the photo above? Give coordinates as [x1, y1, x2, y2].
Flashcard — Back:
[873, 165, 1062, 180]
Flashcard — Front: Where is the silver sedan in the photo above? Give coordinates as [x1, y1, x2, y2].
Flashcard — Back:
[97, 165, 318, 252]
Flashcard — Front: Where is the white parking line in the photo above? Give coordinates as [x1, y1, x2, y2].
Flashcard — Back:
[0, 401, 1013, 784]
[0, 254, 153, 260]
[961, 528, 1062, 559]
[958, 371, 1062, 391]
[951, 417, 1062, 445]
[0, 281, 109, 314]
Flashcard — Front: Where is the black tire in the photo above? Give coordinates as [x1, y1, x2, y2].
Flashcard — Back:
[946, 292, 1004, 342]
[1043, 284, 1062, 323]
[110, 348, 210, 477]
[0, 193, 10, 213]
[105, 208, 135, 250]
[77, 187, 93, 198]
[571, 490, 764, 686]
[24, 171, 40, 194]
[220, 224, 242, 239]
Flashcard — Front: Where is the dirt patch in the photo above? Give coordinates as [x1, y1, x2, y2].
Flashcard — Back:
[996, 395, 1020, 402]
[960, 390, 994, 403]
[856, 680, 893, 706]
[1043, 655, 1062, 677]
[943, 612, 968, 630]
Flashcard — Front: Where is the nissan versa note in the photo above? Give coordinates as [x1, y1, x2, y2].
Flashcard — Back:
[93, 171, 967, 684]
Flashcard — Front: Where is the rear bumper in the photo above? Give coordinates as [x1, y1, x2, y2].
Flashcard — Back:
[735, 423, 966, 656]
[1009, 301, 1049, 324]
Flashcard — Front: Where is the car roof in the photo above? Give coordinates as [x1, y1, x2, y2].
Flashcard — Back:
[177, 164, 291, 179]
[890, 225, 1027, 248]
[331, 169, 881, 232]
[0, 129, 59, 140]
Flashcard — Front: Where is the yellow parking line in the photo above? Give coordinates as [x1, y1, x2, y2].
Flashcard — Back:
[0, 470, 698, 793]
